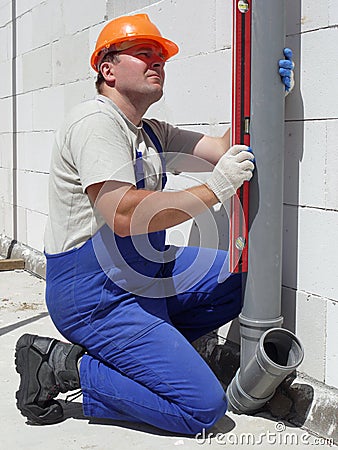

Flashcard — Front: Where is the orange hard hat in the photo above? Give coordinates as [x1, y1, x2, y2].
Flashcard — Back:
[90, 14, 179, 72]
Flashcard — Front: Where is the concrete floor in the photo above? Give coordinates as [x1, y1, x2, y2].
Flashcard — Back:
[0, 270, 332, 450]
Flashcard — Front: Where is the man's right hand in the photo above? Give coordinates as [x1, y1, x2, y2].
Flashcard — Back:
[206, 145, 255, 204]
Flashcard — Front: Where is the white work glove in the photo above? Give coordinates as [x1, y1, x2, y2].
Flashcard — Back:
[206, 145, 255, 204]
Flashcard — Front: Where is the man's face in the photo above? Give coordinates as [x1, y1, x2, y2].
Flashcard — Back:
[112, 42, 166, 104]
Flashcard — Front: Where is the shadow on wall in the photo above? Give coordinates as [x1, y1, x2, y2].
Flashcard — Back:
[281, 0, 305, 332]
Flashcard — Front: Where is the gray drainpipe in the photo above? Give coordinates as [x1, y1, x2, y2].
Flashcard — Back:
[226, 0, 304, 413]
[8, 0, 18, 257]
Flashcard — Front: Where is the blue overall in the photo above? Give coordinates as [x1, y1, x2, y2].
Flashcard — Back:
[45, 123, 242, 435]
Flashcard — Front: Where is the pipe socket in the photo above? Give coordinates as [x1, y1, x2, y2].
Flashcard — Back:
[226, 328, 304, 413]
[238, 314, 284, 368]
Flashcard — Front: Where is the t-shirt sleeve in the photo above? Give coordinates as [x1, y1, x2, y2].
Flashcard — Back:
[68, 112, 136, 193]
[146, 119, 203, 155]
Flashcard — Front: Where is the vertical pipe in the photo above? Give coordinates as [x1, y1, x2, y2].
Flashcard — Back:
[226, 0, 304, 413]
[6, 0, 18, 260]
[242, 0, 285, 323]
[11, 0, 18, 246]
[238, 0, 286, 370]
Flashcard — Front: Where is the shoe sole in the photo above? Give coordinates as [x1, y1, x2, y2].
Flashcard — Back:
[15, 334, 64, 425]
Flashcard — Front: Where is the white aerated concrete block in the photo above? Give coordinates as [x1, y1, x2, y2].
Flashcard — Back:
[17, 131, 53, 173]
[17, 171, 49, 214]
[0, 133, 13, 169]
[146, 96, 176, 124]
[64, 79, 97, 115]
[3, 201, 13, 237]
[216, 0, 232, 50]
[17, 11, 34, 56]
[52, 31, 90, 85]
[88, 22, 106, 67]
[326, 120, 338, 210]
[32, 85, 65, 131]
[179, 123, 230, 137]
[0, 177, 12, 236]
[0, 23, 11, 62]
[0, 198, 5, 234]
[298, 207, 338, 301]
[284, 120, 326, 208]
[328, 0, 338, 25]
[164, 50, 232, 125]
[283, 121, 302, 206]
[17, 92, 33, 132]
[284, 30, 338, 122]
[0, 167, 12, 203]
[282, 204, 300, 290]
[292, 290, 326, 382]
[0, 97, 12, 133]
[22, 45, 52, 92]
[62, 0, 106, 35]
[282, 287, 326, 382]
[17, 0, 44, 17]
[0, 0, 11, 27]
[107, 0, 155, 18]
[27, 209, 47, 252]
[299, 121, 328, 209]
[326, 300, 338, 389]
[17, 205, 27, 244]
[31, 0, 63, 49]
[147, 0, 216, 59]
[295, 0, 328, 34]
[287, 28, 338, 121]
[16, 55, 23, 94]
[0, 59, 12, 99]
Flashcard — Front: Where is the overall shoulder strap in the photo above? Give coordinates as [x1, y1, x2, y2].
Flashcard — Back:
[142, 121, 167, 189]
[142, 121, 163, 154]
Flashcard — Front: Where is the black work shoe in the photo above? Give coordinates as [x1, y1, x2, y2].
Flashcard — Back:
[15, 333, 85, 425]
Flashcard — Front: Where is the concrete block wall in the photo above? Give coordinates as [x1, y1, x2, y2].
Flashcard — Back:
[281, 0, 338, 389]
[0, 0, 337, 396]
[0, 0, 101, 251]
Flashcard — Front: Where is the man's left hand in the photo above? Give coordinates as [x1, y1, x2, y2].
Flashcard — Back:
[279, 48, 295, 95]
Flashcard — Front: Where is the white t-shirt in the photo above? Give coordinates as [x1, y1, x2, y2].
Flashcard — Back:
[44, 95, 203, 254]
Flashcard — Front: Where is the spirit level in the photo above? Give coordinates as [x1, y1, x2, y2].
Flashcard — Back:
[229, 0, 252, 273]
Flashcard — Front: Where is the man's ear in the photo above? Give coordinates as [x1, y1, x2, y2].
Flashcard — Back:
[100, 62, 116, 86]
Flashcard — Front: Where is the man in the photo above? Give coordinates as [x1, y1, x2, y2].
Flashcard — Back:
[15, 14, 294, 434]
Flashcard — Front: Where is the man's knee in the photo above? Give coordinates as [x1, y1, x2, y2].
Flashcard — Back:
[184, 390, 228, 435]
